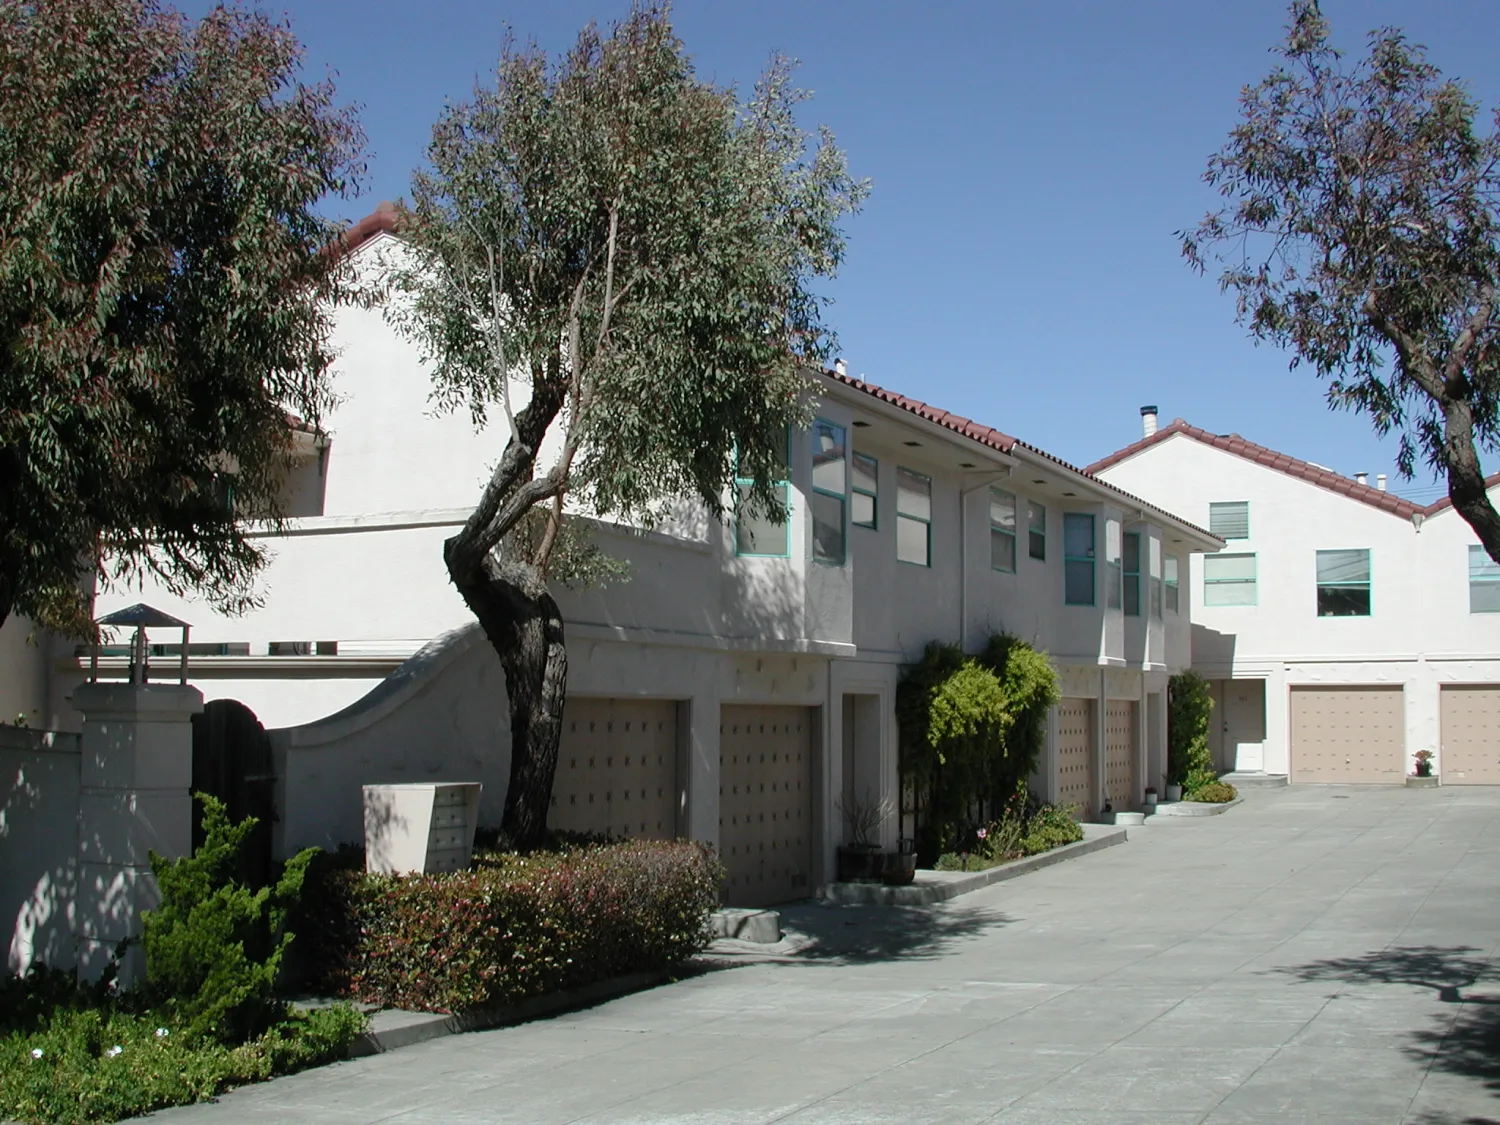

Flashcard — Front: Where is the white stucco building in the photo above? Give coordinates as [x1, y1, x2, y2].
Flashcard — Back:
[1089, 411, 1500, 787]
[1, 212, 1220, 906]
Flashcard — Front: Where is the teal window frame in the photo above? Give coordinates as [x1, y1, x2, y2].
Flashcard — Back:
[733, 430, 792, 558]
[1027, 500, 1046, 561]
[1204, 552, 1257, 606]
[1471, 545, 1500, 613]
[1123, 531, 1142, 616]
[810, 419, 848, 566]
[1164, 556, 1180, 614]
[1209, 501, 1250, 540]
[851, 451, 878, 530]
[1063, 513, 1096, 606]
[990, 487, 1017, 573]
[1316, 548, 1372, 617]
[896, 467, 932, 567]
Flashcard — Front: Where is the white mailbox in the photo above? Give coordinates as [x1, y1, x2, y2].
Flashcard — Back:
[362, 782, 483, 875]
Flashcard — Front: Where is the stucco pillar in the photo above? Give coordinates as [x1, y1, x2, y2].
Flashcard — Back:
[71, 682, 203, 985]
[1095, 669, 1109, 816]
[682, 680, 720, 849]
[1265, 667, 1290, 776]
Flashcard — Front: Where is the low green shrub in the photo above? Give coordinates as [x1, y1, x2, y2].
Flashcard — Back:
[1187, 781, 1238, 804]
[1182, 766, 1219, 796]
[300, 839, 723, 1014]
[0, 979, 363, 1125]
[1019, 803, 1084, 854]
[142, 796, 318, 1044]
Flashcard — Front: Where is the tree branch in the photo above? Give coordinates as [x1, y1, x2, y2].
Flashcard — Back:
[1363, 290, 1445, 399]
[1442, 284, 1494, 396]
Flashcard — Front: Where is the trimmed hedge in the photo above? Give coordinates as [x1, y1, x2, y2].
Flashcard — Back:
[300, 840, 723, 1014]
[1187, 781, 1238, 804]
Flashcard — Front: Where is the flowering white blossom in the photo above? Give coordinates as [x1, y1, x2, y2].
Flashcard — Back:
[30, 1048, 43, 1060]
[155, 1028, 170, 1039]
[105, 1045, 123, 1058]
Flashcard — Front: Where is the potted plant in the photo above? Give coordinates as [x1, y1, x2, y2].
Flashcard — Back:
[836, 790, 894, 883]
[1165, 781, 1183, 802]
[882, 837, 917, 886]
[1143, 786, 1158, 810]
[1414, 749, 1435, 778]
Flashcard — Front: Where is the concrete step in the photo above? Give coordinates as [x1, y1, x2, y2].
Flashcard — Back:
[1221, 771, 1289, 789]
[709, 907, 781, 943]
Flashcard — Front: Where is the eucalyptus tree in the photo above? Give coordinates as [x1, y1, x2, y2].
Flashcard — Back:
[388, 5, 866, 845]
[1183, 1, 1500, 561]
[0, 0, 364, 636]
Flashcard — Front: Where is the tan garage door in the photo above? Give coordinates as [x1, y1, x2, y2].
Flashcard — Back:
[1441, 686, 1500, 784]
[1105, 700, 1138, 810]
[1290, 686, 1404, 784]
[549, 697, 678, 839]
[1056, 698, 1095, 819]
[720, 704, 813, 907]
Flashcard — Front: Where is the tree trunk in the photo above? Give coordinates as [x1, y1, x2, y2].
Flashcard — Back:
[1441, 396, 1500, 565]
[444, 537, 567, 849]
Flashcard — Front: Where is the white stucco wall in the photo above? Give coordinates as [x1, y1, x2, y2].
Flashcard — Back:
[1097, 432, 1500, 777]
[1, 728, 80, 973]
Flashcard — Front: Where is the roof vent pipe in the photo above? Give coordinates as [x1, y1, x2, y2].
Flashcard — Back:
[833, 358, 847, 377]
[1140, 405, 1158, 438]
[1354, 471, 1369, 486]
[1377, 474, 1388, 492]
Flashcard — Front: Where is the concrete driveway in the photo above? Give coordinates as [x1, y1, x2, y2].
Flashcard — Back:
[153, 786, 1500, 1125]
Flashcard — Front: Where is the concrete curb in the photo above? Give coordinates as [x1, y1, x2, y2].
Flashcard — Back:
[816, 824, 1128, 906]
[348, 967, 672, 1057]
[710, 907, 782, 943]
[1149, 796, 1245, 818]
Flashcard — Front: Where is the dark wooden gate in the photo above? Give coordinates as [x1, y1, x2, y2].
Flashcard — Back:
[191, 699, 275, 889]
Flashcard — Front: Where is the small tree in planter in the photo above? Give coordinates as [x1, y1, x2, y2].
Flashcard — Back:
[1413, 750, 1436, 778]
[835, 790, 893, 882]
[1168, 671, 1215, 797]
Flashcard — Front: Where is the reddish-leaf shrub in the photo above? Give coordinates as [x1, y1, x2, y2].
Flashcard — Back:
[298, 841, 723, 1014]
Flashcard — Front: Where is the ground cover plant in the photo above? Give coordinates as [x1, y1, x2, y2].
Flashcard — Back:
[1187, 781, 1239, 804]
[0, 797, 365, 1124]
[933, 784, 1084, 873]
[299, 838, 723, 1015]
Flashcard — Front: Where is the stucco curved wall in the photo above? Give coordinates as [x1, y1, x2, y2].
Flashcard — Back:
[270, 626, 512, 856]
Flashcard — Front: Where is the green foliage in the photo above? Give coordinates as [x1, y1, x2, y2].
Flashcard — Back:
[0, 967, 363, 1124]
[299, 839, 723, 1014]
[897, 635, 1061, 857]
[0, 0, 366, 634]
[930, 790, 1082, 873]
[1187, 782, 1239, 804]
[1168, 672, 1214, 787]
[143, 796, 317, 1044]
[1182, 1, 1500, 561]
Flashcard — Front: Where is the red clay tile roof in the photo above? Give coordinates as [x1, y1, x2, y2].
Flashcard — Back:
[338, 201, 399, 256]
[1083, 419, 1499, 520]
[821, 369, 1220, 543]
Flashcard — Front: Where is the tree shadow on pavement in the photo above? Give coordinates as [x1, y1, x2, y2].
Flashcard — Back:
[773, 901, 1010, 964]
[1275, 946, 1500, 1113]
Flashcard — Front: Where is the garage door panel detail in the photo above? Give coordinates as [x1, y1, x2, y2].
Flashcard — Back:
[1442, 686, 1500, 785]
[720, 705, 813, 907]
[550, 698, 678, 839]
[1290, 686, 1404, 784]
[1056, 698, 1094, 820]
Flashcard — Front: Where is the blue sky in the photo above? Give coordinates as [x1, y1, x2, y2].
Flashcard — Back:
[191, 1, 1500, 501]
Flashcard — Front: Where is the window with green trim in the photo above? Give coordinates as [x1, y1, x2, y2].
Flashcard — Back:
[811, 420, 847, 565]
[851, 451, 878, 529]
[734, 431, 790, 557]
[896, 467, 931, 567]
[1471, 545, 1500, 613]
[1204, 552, 1257, 606]
[1123, 531, 1141, 616]
[990, 488, 1017, 572]
[1027, 501, 1046, 560]
[1209, 501, 1250, 539]
[1316, 548, 1371, 616]
[1164, 555, 1180, 614]
[1063, 513, 1095, 605]
[1106, 521, 1122, 610]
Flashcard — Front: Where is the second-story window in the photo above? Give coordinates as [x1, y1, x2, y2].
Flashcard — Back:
[734, 431, 790, 558]
[1123, 531, 1141, 616]
[811, 420, 847, 565]
[1316, 549, 1371, 616]
[851, 452, 878, 529]
[1209, 501, 1250, 540]
[990, 488, 1017, 572]
[1063, 513, 1095, 605]
[1164, 555, 1180, 613]
[896, 467, 931, 567]
[1471, 545, 1500, 613]
[1204, 552, 1257, 605]
[1028, 501, 1046, 560]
